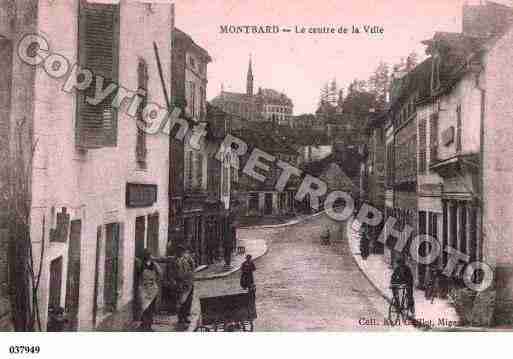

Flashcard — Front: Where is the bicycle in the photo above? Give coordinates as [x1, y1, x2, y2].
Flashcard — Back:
[424, 270, 440, 304]
[388, 284, 414, 324]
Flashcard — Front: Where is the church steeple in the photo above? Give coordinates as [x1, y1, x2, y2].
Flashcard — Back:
[246, 54, 254, 96]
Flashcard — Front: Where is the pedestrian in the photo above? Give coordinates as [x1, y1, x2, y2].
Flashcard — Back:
[320, 227, 330, 245]
[135, 248, 162, 331]
[175, 244, 195, 326]
[240, 254, 256, 290]
[240, 254, 257, 319]
[390, 256, 415, 315]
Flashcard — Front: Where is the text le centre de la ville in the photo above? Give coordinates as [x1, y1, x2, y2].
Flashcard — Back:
[219, 24, 384, 35]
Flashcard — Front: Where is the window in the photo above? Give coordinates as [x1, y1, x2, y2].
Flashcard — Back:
[147, 213, 159, 256]
[429, 113, 439, 164]
[136, 59, 148, 167]
[456, 104, 462, 152]
[222, 157, 230, 197]
[76, 1, 120, 148]
[385, 142, 394, 187]
[196, 152, 204, 190]
[185, 151, 193, 191]
[189, 55, 195, 69]
[200, 86, 205, 120]
[189, 81, 196, 118]
[418, 118, 427, 174]
[48, 257, 64, 310]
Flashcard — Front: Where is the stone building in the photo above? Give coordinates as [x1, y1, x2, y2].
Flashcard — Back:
[0, 0, 174, 331]
[416, 32, 486, 289]
[360, 111, 386, 254]
[210, 57, 294, 126]
[171, 29, 233, 266]
[482, 21, 513, 326]
[381, 57, 432, 286]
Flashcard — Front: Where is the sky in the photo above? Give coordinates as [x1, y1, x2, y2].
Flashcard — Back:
[103, 0, 513, 114]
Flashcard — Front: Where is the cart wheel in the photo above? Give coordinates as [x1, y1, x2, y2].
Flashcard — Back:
[194, 326, 210, 332]
[242, 320, 254, 332]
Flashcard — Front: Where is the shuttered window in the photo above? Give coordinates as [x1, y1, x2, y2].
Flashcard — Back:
[418, 118, 427, 174]
[76, 1, 120, 148]
[196, 152, 204, 190]
[456, 104, 462, 152]
[104, 223, 120, 312]
[136, 59, 148, 166]
[429, 113, 439, 164]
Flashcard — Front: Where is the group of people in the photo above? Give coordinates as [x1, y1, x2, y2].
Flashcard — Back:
[134, 244, 257, 331]
[134, 244, 196, 331]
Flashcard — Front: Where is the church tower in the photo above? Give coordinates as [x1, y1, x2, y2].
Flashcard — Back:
[246, 55, 254, 96]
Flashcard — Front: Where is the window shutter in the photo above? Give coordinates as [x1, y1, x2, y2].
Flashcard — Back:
[430, 113, 439, 164]
[136, 60, 148, 163]
[104, 223, 119, 312]
[77, 1, 119, 148]
[197, 152, 204, 190]
[456, 105, 462, 152]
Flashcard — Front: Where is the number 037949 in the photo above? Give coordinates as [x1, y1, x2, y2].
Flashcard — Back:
[9, 346, 40, 354]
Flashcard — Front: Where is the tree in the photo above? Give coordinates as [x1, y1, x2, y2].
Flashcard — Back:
[348, 79, 367, 94]
[368, 61, 390, 109]
[0, 119, 46, 331]
[319, 82, 330, 105]
[337, 89, 344, 110]
[328, 78, 338, 106]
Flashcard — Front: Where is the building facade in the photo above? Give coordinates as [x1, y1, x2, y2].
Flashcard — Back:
[171, 29, 232, 267]
[0, 1, 174, 331]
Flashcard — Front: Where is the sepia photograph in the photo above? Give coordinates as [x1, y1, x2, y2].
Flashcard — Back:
[1, 0, 513, 356]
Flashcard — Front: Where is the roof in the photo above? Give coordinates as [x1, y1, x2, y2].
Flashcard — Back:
[417, 32, 489, 104]
[213, 91, 253, 103]
[258, 88, 293, 106]
[389, 56, 433, 109]
[230, 125, 298, 157]
[212, 89, 293, 106]
[173, 28, 212, 63]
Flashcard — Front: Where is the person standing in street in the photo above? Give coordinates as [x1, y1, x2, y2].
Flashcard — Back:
[135, 248, 162, 331]
[390, 256, 415, 315]
[240, 254, 257, 319]
[175, 245, 195, 325]
[240, 254, 256, 290]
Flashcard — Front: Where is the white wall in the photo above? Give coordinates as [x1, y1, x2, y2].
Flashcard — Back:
[29, 0, 173, 330]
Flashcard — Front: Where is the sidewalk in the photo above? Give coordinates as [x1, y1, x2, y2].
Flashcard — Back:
[240, 211, 325, 230]
[194, 237, 268, 280]
[348, 218, 460, 330]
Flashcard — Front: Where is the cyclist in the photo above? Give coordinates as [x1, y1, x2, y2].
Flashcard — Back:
[390, 256, 415, 315]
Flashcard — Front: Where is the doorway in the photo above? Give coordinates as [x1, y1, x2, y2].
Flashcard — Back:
[64, 220, 81, 331]
[264, 193, 273, 215]
[133, 217, 145, 319]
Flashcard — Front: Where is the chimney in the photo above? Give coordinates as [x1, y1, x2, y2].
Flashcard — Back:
[463, 2, 513, 38]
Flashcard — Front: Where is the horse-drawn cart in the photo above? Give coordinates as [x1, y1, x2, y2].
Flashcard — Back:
[194, 291, 256, 332]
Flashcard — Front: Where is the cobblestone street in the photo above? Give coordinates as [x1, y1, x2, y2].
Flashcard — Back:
[196, 213, 411, 331]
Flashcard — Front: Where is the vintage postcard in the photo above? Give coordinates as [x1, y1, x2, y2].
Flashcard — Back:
[1, 1, 513, 350]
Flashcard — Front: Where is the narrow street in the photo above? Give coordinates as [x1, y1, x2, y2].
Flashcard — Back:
[196, 213, 403, 331]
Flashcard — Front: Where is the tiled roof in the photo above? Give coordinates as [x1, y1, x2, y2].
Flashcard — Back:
[173, 28, 212, 62]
